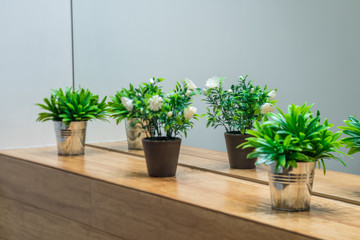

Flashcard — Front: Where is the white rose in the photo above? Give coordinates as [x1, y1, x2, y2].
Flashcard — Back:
[268, 90, 276, 101]
[167, 111, 173, 117]
[185, 78, 197, 90]
[120, 97, 133, 111]
[149, 78, 154, 84]
[184, 106, 197, 120]
[250, 88, 255, 93]
[205, 76, 221, 89]
[148, 95, 163, 111]
[120, 97, 129, 106]
[260, 103, 274, 114]
[228, 89, 232, 93]
[185, 90, 191, 97]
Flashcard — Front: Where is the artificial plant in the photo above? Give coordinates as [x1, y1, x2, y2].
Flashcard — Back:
[241, 103, 346, 173]
[203, 75, 276, 134]
[109, 77, 200, 139]
[36, 87, 107, 126]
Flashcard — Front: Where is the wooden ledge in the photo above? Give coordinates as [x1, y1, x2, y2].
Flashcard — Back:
[0, 145, 360, 239]
[87, 141, 360, 206]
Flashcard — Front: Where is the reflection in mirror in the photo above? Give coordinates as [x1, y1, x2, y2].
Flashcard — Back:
[73, 0, 360, 174]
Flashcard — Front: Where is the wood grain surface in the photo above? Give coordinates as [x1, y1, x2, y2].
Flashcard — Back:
[91, 180, 312, 240]
[1, 146, 360, 239]
[0, 155, 91, 225]
[87, 141, 360, 205]
[0, 195, 124, 240]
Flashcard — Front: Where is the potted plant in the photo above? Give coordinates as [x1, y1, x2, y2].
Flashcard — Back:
[203, 75, 276, 169]
[339, 116, 360, 155]
[36, 87, 107, 155]
[241, 103, 346, 211]
[108, 83, 149, 150]
[127, 77, 200, 177]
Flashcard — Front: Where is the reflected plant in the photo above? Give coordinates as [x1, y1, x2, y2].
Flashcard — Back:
[203, 75, 276, 134]
[339, 116, 360, 155]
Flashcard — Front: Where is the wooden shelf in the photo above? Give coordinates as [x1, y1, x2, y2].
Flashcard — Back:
[88, 141, 360, 205]
[0, 144, 359, 239]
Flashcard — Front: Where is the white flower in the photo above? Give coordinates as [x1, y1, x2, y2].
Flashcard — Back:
[120, 97, 129, 106]
[149, 78, 154, 84]
[185, 78, 197, 90]
[250, 88, 255, 93]
[184, 106, 197, 120]
[260, 103, 274, 114]
[228, 89, 232, 93]
[239, 76, 244, 80]
[148, 95, 163, 111]
[185, 90, 191, 97]
[268, 90, 276, 101]
[120, 97, 133, 112]
[167, 111, 173, 117]
[205, 76, 221, 89]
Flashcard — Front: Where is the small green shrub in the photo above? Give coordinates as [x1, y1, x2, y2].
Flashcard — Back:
[241, 103, 345, 174]
[36, 87, 107, 126]
[108, 77, 200, 139]
[203, 75, 276, 134]
[339, 116, 360, 155]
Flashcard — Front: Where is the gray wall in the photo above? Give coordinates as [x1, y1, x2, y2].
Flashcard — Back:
[73, 0, 360, 174]
[0, 0, 359, 175]
[0, 0, 72, 149]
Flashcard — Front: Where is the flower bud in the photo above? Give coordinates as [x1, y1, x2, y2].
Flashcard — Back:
[260, 103, 274, 114]
[184, 106, 197, 120]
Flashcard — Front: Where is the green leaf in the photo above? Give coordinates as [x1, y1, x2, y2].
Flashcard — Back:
[35, 87, 108, 123]
[348, 148, 360, 155]
[283, 134, 292, 148]
[279, 154, 286, 167]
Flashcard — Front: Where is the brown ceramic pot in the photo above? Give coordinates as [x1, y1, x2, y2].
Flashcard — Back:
[224, 132, 256, 169]
[142, 137, 181, 177]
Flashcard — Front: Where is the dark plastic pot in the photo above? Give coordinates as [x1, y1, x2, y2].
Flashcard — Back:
[224, 132, 256, 169]
[142, 137, 181, 177]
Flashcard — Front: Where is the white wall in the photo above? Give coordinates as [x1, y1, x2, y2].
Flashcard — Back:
[73, 0, 360, 174]
[1, 0, 359, 175]
[0, 0, 72, 148]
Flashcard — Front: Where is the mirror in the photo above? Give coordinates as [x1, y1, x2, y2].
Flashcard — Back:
[72, 0, 360, 174]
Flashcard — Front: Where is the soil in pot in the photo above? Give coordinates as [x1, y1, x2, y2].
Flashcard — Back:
[142, 137, 181, 177]
[224, 132, 256, 169]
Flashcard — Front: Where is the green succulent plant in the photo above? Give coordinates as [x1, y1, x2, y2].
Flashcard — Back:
[338, 116, 360, 155]
[240, 103, 345, 174]
[36, 87, 107, 126]
[203, 75, 276, 134]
